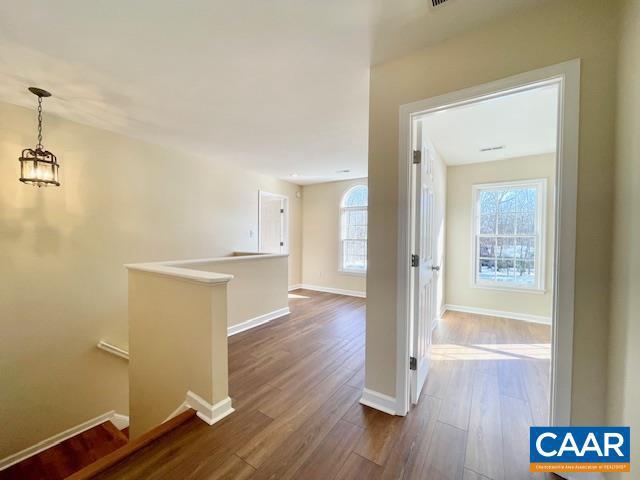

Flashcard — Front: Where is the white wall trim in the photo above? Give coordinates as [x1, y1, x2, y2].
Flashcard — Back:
[110, 413, 130, 430]
[288, 284, 303, 291]
[227, 307, 290, 336]
[443, 304, 551, 325]
[396, 59, 580, 423]
[97, 340, 130, 361]
[359, 388, 397, 416]
[0, 411, 129, 471]
[165, 391, 234, 426]
[296, 284, 366, 298]
[186, 391, 235, 425]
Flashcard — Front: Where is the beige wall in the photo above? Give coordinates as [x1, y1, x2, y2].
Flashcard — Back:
[301, 178, 367, 294]
[445, 154, 555, 320]
[191, 254, 289, 329]
[366, 0, 617, 424]
[608, 0, 640, 475]
[0, 100, 301, 458]
[128, 271, 229, 438]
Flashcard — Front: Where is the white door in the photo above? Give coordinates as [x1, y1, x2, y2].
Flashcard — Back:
[410, 122, 437, 405]
[259, 191, 288, 253]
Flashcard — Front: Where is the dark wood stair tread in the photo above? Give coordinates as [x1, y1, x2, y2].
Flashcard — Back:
[0, 421, 128, 480]
[67, 409, 197, 480]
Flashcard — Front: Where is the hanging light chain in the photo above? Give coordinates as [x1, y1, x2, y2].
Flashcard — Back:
[36, 96, 44, 151]
[19, 87, 60, 187]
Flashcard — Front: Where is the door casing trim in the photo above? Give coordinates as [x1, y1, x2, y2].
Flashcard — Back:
[396, 59, 580, 425]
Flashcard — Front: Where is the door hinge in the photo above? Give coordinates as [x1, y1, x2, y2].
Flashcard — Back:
[280, 208, 284, 213]
[412, 149, 421, 164]
[409, 356, 417, 370]
[280, 241, 284, 246]
[411, 254, 419, 267]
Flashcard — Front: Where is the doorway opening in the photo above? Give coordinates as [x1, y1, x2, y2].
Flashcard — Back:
[397, 60, 580, 443]
[258, 190, 289, 254]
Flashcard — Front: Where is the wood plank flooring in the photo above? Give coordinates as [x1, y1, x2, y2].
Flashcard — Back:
[92, 290, 558, 480]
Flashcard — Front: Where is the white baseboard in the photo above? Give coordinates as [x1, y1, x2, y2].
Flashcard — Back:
[359, 388, 397, 415]
[187, 392, 235, 425]
[227, 307, 290, 336]
[0, 410, 129, 471]
[288, 284, 302, 291]
[110, 413, 130, 430]
[165, 391, 234, 426]
[443, 304, 551, 325]
[296, 284, 366, 298]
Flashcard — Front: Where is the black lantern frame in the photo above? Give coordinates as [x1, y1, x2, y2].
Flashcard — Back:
[19, 147, 60, 187]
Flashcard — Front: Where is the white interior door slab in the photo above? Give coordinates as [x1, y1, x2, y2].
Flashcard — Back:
[410, 121, 436, 405]
[259, 191, 287, 253]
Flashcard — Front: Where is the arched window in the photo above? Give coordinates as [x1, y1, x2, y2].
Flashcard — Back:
[340, 185, 368, 273]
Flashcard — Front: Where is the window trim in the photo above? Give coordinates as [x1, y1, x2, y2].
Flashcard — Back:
[339, 184, 368, 275]
[471, 178, 547, 293]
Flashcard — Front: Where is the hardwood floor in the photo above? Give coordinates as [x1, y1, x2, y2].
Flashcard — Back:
[93, 290, 557, 480]
[432, 311, 552, 480]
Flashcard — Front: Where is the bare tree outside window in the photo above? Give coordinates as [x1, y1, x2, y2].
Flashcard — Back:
[474, 180, 545, 290]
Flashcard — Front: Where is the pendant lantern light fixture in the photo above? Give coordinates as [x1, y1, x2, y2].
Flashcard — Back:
[19, 87, 60, 187]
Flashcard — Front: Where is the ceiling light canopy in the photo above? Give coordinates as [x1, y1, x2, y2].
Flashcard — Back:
[19, 87, 60, 187]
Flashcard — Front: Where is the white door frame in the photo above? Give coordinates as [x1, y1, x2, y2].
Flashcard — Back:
[396, 59, 580, 427]
[258, 190, 289, 253]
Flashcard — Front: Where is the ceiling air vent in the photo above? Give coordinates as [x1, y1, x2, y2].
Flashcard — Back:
[431, 0, 449, 7]
[480, 145, 506, 152]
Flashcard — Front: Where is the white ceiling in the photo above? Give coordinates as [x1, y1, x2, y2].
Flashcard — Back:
[421, 84, 559, 165]
[0, 0, 551, 184]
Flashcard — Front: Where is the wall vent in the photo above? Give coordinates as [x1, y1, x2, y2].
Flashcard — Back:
[431, 0, 449, 7]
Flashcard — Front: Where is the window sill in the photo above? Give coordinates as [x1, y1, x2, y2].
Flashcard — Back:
[472, 283, 546, 295]
[339, 269, 367, 277]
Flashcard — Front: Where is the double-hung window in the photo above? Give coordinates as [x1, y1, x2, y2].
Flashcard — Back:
[473, 179, 546, 291]
[340, 185, 368, 273]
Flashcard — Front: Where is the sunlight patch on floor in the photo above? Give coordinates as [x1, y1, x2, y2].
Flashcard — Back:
[288, 293, 310, 299]
[431, 343, 551, 361]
